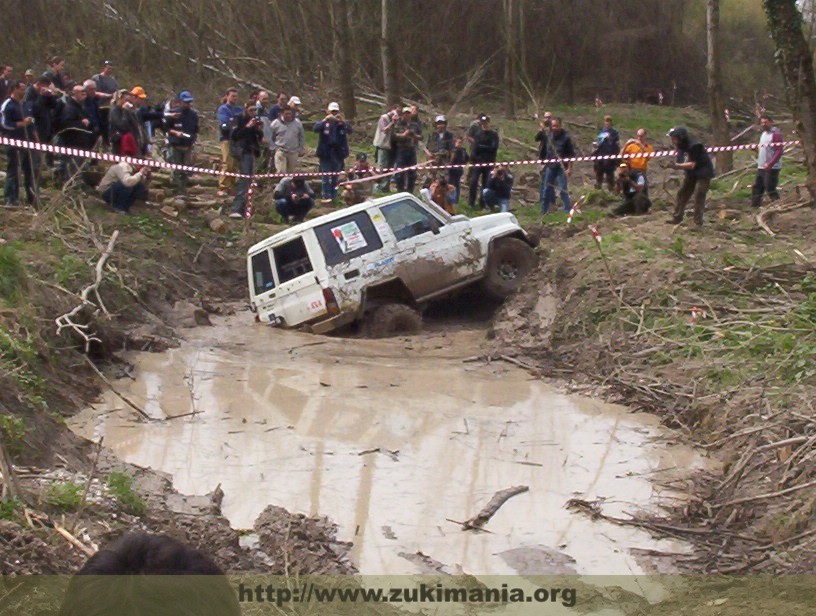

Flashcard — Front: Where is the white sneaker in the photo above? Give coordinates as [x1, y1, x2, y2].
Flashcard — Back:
[228, 212, 243, 219]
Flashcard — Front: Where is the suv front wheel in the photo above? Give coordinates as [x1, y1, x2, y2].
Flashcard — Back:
[363, 303, 423, 338]
[482, 238, 537, 300]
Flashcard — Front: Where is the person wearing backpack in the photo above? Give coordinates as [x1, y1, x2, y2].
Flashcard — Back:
[216, 87, 243, 197]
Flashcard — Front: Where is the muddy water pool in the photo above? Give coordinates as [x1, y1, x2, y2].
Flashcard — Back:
[70, 313, 706, 576]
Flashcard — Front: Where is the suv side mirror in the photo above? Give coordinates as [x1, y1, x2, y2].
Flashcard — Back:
[429, 217, 440, 235]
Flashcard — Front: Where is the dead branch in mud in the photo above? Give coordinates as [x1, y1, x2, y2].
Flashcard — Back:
[755, 197, 813, 237]
[55, 230, 119, 352]
[0, 437, 21, 501]
[53, 523, 96, 558]
[82, 356, 153, 422]
[461, 485, 529, 530]
[68, 438, 104, 532]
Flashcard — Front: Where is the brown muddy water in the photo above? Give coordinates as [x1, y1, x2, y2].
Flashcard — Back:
[70, 313, 707, 576]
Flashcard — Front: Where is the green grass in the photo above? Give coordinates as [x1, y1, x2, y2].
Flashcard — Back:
[44, 482, 84, 512]
[54, 255, 88, 288]
[107, 471, 146, 516]
[0, 244, 26, 306]
[0, 415, 26, 457]
[0, 499, 21, 522]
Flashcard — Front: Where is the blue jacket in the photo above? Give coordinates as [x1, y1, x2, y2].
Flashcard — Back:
[216, 103, 243, 141]
[1, 98, 28, 139]
[313, 118, 350, 162]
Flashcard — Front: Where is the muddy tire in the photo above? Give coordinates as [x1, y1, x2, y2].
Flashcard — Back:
[482, 238, 537, 300]
[364, 303, 422, 338]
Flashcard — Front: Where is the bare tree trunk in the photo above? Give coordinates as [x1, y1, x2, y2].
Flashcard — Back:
[764, 0, 816, 201]
[380, 0, 400, 105]
[332, 0, 356, 119]
[503, 0, 517, 117]
[707, 0, 733, 172]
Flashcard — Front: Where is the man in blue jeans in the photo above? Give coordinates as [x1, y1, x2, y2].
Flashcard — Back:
[313, 102, 351, 203]
[540, 117, 575, 214]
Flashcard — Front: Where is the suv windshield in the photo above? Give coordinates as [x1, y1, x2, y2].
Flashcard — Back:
[380, 199, 444, 241]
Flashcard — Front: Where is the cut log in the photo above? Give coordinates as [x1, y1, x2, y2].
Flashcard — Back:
[461, 485, 529, 530]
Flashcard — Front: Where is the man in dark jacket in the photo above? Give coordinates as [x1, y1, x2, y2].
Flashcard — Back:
[666, 126, 715, 227]
[592, 115, 620, 190]
[1, 80, 37, 205]
[59, 84, 93, 182]
[467, 114, 500, 208]
[540, 117, 575, 213]
[228, 102, 264, 218]
[165, 90, 199, 197]
[392, 106, 422, 194]
[313, 101, 351, 202]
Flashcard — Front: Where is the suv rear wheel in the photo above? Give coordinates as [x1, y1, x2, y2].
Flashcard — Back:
[363, 303, 422, 338]
[482, 238, 537, 299]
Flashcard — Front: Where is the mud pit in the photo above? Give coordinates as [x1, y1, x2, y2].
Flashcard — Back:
[69, 313, 705, 575]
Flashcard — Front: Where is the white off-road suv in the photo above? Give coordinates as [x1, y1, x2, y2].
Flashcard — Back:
[247, 193, 538, 336]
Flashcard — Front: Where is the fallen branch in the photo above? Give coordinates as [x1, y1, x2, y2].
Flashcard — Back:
[83, 356, 153, 421]
[461, 485, 529, 530]
[53, 523, 96, 557]
[69, 438, 104, 532]
[55, 230, 119, 352]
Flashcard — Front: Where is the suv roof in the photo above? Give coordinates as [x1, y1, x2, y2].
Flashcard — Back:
[247, 193, 451, 254]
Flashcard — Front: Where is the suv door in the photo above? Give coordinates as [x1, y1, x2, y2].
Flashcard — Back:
[376, 197, 482, 300]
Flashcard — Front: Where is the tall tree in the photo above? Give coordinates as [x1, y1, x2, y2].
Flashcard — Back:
[332, 0, 356, 119]
[764, 0, 816, 201]
[380, 0, 400, 105]
[707, 0, 733, 173]
[503, 0, 517, 117]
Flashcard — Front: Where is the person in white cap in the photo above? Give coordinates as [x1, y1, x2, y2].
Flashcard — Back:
[424, 114, 454, 166]
[287, 95, 302, 119]
[313, 102, 351, 202]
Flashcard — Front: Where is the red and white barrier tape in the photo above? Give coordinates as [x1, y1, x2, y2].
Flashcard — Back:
[0, 135, 798, 184]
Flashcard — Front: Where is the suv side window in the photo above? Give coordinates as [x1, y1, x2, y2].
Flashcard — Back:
[273, 237, 313, 283]
[251, 250, 275, 295]
[380, 199, 444, 242]
[315, 212, 384, 266]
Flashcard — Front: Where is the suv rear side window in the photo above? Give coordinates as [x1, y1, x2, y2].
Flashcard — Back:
[251, 250, 275, 295]
[315, 212, 383, 266]
[380, 199, 443, 242]
[273, 237, 313, 283]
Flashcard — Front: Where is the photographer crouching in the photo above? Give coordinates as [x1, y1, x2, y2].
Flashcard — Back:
[610, 162, 651, 217]
[481, 163, 514, 213]
[96, 133, 151, 214]
[274, 176, 315, 224]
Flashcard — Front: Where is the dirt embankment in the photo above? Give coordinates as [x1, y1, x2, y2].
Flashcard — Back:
[492, 200, 816, 574]
[0, 173, 354, 574]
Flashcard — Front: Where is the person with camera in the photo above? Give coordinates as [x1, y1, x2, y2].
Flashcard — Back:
[611, 162, 651, 217]
[314, 102, 351, 203]
[96, 132, 151, 214]
[373, 104, 399, 192]
[165, 90, 199, 198]
[482, 163, 514, 213]
[425, 115, 454, 165]
[274, 176, 315, 224]
[430, 173, 457, 215]
[392, 106, 423, 194]
[228, 101, 265, 219]
[108, 88, 141, 155]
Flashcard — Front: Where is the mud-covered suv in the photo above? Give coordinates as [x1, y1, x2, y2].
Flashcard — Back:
[247, 193, 538, 336]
